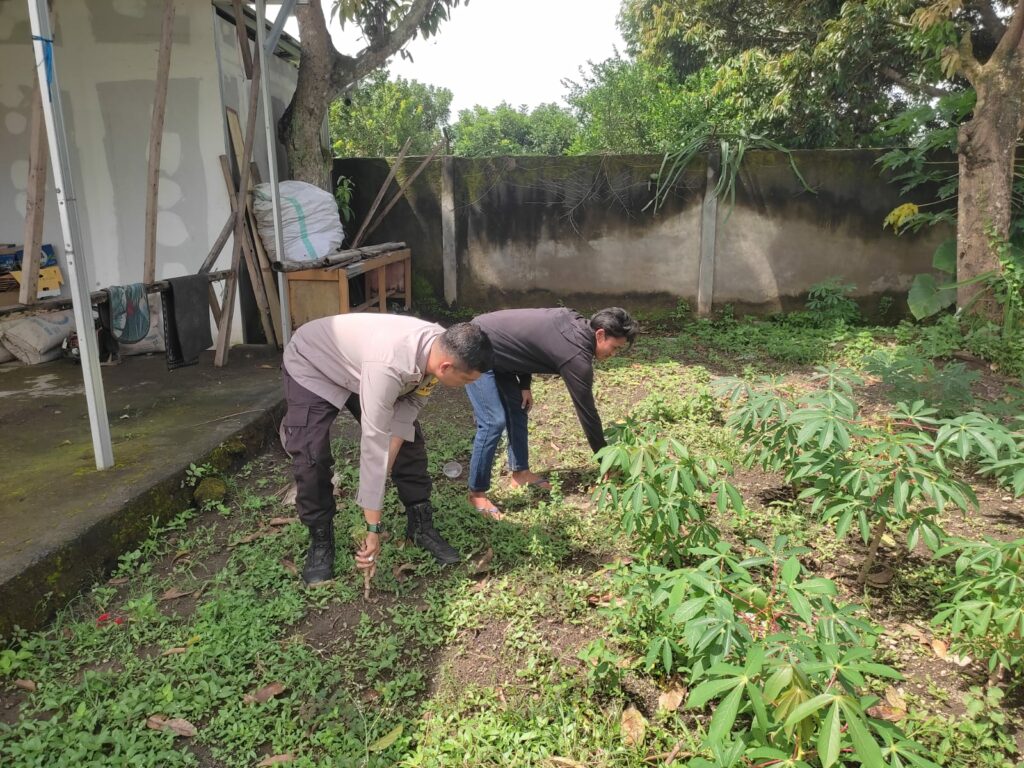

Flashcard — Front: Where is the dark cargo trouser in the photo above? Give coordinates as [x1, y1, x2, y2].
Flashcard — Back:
[281, 371, 432, 528]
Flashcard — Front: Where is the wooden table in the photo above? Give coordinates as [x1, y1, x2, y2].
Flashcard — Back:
[286, 248, 412, 328]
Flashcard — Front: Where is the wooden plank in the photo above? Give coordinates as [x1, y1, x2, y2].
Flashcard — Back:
[199, 211, 236, 274]
[230, 0, 253, 79]
[214, 235, 242, 367]
[144, 0, 176, 286]
[344, 248, 411, 277]
[350, 138, 412, 249]
[245, 161, 283, 340]
[19, 74, 47, 305]
[274, 241, 405, 273]
[225, 110, 282, 342]
[338, 268, 350, 313]
[219, 155, 276, 345]
[377, 264, 387, 311]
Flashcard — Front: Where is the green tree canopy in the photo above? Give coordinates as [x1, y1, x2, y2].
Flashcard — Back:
[450, 102, 579, 156]
[615, 0, 961, 148]
[329, 72, 453, 157]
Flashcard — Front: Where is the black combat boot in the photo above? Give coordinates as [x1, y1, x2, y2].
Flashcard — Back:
[406, 501, 461, 565]
[302, 521, 335, 585]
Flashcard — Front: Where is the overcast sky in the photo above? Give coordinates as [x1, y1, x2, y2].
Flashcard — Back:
[279, 0, 626, 116]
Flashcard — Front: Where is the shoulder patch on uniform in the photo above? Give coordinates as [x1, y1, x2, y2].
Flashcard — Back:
[415, 376, 439, 397]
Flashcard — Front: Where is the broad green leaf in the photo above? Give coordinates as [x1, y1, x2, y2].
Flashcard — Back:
[818, 702, 842, 768]
[782, 556, 801, 584]
[932, 238, 956, 274]
[783, 693, 834, 729]
[908, 273, 956, 320]
[687, 677, 741, 709]
[843, 706, 885, 767]
[707, 682, 744, 744]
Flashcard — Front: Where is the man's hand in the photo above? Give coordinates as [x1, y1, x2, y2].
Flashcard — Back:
[521, 390, 533, 413]
[355, 531, 380, 576]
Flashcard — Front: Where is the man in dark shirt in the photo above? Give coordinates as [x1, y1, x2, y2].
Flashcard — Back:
[466, 307, 638, 517]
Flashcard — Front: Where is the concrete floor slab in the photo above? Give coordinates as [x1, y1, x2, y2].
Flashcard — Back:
[0, 347, 284, 638]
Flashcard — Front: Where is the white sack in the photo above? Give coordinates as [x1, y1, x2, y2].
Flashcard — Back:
[0, 310, 75, 365]
[252, 181, 344, 263]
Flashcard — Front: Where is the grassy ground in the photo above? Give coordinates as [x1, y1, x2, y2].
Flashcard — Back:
[2, 312, 1023, 767]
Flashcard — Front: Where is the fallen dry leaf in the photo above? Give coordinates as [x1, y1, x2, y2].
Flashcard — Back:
[621, 705, 646, 747]
[867, 704, 907, 722]
[471, 547, 494, 576]
[392, 563, 417, 583]
[13, 679, 36, 692]
[146, 715, 197, 737]
[658, 686, 686, 713]
[360, 688, 381, 704]
[884, 686, 907, 711]
[469, 579, 489, 593]
[587, 592, 613, 607]
[268, 516, 298, 527]
[256, 755, 295, 766]
[159, 587, 195, 602]
[949, 653, 972, 667]
[161, 647, 188, 656]
[171, 551, 191, 564]
[280, 558, 298, 577]
[931, 639, 949, 659]
[547, 758, 587, 768]
[107, 577, 129, 586]
[243, 681, 287, 705]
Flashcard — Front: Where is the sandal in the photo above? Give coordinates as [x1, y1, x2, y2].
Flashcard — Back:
[467, 494, 505, 521]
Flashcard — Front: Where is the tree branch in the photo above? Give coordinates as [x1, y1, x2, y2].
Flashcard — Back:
[972, 0, 1006, 41]
[330, 0, 439, 93]
[880, 66, 952, 97]
[958, 31, 984, 81]
[992, 0, 1024, 64]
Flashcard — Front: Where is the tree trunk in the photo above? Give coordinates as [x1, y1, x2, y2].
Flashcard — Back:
[956, 5, 1024, 322]
[280, 2, 333, 190]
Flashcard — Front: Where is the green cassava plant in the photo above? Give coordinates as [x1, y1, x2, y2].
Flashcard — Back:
[933, 537, 1024, 684]
[721, 367, 979, 583]
[595, 418, 745, 565]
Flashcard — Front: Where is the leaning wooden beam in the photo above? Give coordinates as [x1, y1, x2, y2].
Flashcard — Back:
[360, 140, 444, 245]
[272, 242, 407, 273]
[216, 55, 264, 365]
[247, 161, 283, 342]
[0, 270, 231, 318]
[19, 73, 47, 306]
[214, 229, 243, 367]
[199, 211, 236, 274]
[144, 0, 176, 286]
[230, 0, 254, 79]
[350, 138, 412, 250]
[219, 154, 276, 346]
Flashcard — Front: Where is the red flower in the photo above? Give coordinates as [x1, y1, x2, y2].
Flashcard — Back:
[97, 612, 111, 624]
[113, 617, 124, 625]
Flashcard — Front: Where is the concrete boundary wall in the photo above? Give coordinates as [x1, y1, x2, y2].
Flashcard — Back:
[334, 150, 952, 316]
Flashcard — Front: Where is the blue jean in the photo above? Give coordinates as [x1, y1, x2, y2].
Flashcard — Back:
[466, 371, 530, 492]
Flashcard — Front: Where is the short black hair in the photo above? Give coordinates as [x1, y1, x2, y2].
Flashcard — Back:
[440, 323, 494, 372]
[590, 307, 639, 345]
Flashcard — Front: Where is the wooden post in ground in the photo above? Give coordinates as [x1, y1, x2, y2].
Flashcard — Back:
[19, 73, 47, 305]
[144, 0, 176, 285]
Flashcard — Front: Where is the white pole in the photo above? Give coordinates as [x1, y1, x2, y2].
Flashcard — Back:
[254, 0, 291, 346]
[26, 0, 114, 470]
